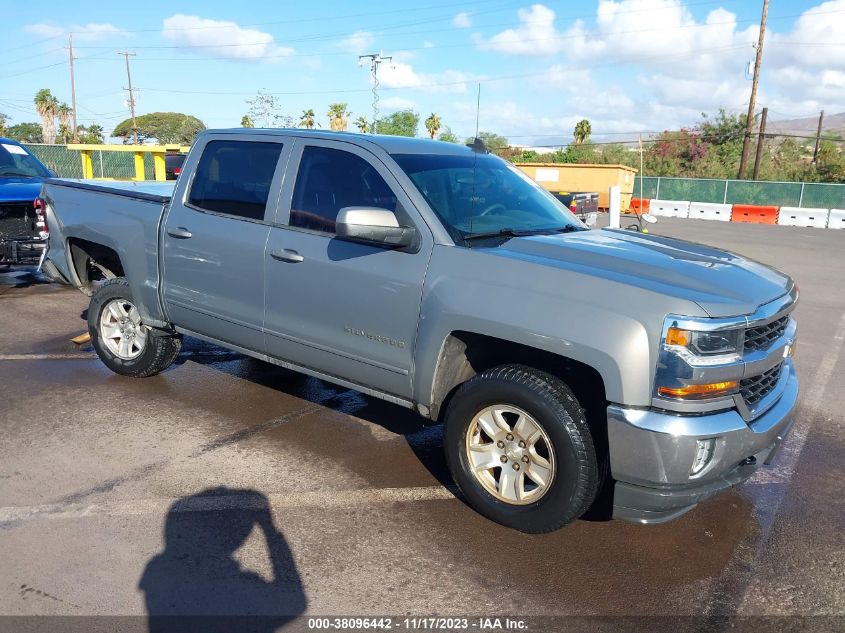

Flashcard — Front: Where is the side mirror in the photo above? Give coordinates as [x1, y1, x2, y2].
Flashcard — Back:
[336, 207, 417, 248]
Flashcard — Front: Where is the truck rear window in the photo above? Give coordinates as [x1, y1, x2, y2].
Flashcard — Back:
[188, 140, 283, 221]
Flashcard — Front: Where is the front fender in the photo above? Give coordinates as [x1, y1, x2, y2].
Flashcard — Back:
[413, 245, 700, 409]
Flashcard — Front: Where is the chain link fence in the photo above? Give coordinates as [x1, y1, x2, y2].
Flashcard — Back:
[633, 176, 845, 209]
[24, 144, 156, 180]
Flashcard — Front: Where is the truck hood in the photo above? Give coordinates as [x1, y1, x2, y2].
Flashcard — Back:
[484, 228, 793, 317]
[0, 177, 45, 203]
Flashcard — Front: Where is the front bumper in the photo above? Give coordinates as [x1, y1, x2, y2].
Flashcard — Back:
[608, 360, 798, 524]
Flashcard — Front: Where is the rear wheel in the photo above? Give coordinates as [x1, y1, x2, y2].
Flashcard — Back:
[88, 278, 181, 377]
[444, 364, 600, 533]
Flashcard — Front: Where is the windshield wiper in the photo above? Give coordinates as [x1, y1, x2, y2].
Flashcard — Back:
[463, 225, 586, 242]
[0, 171, 38, 178]
[543, 224, 588, 234]
[463, 228, 533, 241]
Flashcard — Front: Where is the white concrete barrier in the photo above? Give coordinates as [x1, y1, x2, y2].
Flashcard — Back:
[650, 200, 690, 218]
[827, 209, 845, 230]
[777, 207, 829, 228]
[688, 202, 732, 221]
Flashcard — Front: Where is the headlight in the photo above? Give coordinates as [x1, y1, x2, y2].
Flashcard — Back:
[665, 326, 742, 359]
[656, 316, 745, 401]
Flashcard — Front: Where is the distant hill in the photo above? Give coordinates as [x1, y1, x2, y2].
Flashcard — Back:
[764, 112, 845, 139]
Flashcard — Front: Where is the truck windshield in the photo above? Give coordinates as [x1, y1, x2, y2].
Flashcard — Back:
[0, 143, 50, 178]
[391, 152, 583, 243]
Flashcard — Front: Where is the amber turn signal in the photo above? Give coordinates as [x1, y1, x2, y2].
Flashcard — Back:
[658, 380, 738, 399]
[665, 327, 691, 347]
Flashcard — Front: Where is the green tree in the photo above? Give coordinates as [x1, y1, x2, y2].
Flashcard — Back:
[299, 109, 317, 129]
[437, 127, 459, 143]
[34, 88, 59, 144]
[246, 91, 292, 127]
[6, 122, 43, 143]
[424, 112, 442, 139]
[327, 103, 350, 131]
[113, 112, 206, 144]
[0, 112, 7, 136]
[465, 131, 508, 150]
[241, 115, 254, 128]
[56, 103, 73, 143]
[573, 119, 591, 145]
[376, 110, 419, 137]
[354, 116, 369, 133]
[78, 123, 104, 144]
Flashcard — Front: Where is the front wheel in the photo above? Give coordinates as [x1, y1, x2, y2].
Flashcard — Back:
[444, 365, 600, 533]
[88, 277, 181, 377]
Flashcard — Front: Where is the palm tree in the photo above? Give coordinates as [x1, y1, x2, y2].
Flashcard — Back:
[56, 103, 73, 143]
[327, 103, 349, 132]
[573, 119, 592, 145]
[241, 115, 254, 128]
[34, 88, 59, 144]
[424, 113, 442, 139]
[354, 116, 369, 133]
[299, 109, 317, 129]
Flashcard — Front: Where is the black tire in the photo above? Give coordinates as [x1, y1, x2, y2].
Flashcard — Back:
[88, 277, 181, 377]
[444, 364, 600, 533]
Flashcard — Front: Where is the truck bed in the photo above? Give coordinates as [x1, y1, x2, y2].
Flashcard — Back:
[45, 178, 175, 203]
[41, 178, 173, 325]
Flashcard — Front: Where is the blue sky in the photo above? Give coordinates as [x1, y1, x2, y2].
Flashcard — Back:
[2, 0, 844, 145]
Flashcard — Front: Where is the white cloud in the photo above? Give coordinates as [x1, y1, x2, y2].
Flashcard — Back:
[453, 12, 472, 29]
[25, 22, 124, 41]
[502, 1, 845, 127]
[423, 41, 434, 48]
[476, 4, 565, 56]
[379, 61, 479, 93]
[336, 30, 375, 55]
[161, 14, 294, 61]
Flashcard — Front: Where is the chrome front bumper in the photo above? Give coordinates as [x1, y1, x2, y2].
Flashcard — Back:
[607, 360, 798, 523]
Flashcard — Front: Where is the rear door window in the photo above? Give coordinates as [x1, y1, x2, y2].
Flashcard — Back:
[188, 140, 284, 221]
[289, 146, 399, 234]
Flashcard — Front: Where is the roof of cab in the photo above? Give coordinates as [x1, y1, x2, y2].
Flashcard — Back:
[202, 128, 479, 156]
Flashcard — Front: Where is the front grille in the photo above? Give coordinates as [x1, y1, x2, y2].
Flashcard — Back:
[740, 363, 783, 407]
[744, 316, 788, 352]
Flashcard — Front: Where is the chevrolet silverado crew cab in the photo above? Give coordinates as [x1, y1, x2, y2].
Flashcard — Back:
[39, 130, 798, 533]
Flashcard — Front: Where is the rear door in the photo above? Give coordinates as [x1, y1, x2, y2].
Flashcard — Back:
[161, 135, 289, 352]
[263, 139, 433, 398]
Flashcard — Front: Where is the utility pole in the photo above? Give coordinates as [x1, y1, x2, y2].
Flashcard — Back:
[67, 34, 79, 143]
[738, 0, 769, 179]
[358, 51, 392, 134]
[812, 110, 825, 163]
[752, 106, 768, 180]
[118, 51, 139, 144]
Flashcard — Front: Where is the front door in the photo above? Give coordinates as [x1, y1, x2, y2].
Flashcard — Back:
[264, 139, 433, 398]
[161, 136, 288, 352]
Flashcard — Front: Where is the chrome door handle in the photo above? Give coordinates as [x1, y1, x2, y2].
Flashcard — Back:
[167, 227, 192, 239]
[271, 249, 304, 263]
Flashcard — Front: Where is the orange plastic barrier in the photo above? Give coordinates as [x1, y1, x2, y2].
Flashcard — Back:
[730, 204, 779, 225]
[629, 198, 650, 214]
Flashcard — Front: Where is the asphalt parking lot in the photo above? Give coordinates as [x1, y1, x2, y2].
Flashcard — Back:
[1, 217, 843, 629]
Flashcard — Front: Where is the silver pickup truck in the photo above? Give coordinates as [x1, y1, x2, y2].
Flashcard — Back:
[39, 129, 798, 532]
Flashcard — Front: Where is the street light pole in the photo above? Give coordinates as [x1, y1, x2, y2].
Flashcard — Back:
[358, 51, 392, 134]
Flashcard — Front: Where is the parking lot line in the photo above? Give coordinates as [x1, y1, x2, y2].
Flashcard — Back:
[0, 485, 457, 526]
